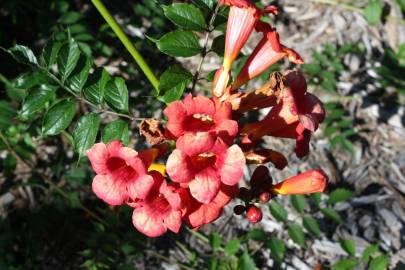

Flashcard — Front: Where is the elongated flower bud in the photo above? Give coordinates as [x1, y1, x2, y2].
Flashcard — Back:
[212, 0, 261, 97]
[232, 23, 303, 89]
[271, 169, 327, 195]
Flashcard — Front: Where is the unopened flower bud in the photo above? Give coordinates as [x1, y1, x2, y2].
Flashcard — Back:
[259, 192, 271, 203]
[233, 205, 246, 215]
[246, 205, 262, 223]
[272, 169, 328, 195]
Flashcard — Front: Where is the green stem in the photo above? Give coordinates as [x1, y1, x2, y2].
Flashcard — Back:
[91, 0, 159, 90]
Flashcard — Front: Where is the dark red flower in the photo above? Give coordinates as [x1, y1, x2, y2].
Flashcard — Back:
[242, 70, 325, 157]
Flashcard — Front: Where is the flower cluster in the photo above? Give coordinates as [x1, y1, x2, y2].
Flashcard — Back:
[87, 0, 328, 237]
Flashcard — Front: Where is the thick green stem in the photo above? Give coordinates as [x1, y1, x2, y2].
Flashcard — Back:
[91, 0, 159, 90]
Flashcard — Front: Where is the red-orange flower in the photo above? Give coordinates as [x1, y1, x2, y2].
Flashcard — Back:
[183, 183, 239, 229]
[271, 169, 328, 195]
[163, 94, 238, 145]
[212, 0, 265, 97]
[131, 171, 184, 237]
[232, 22, 304, 89]
[86, 141, 154, 205]
[242, 70, 325, 157]
[166, 134, 245, 204]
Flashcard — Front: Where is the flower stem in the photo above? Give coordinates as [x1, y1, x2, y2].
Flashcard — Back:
[191, 3, 221, 93]
[91, 0, 159, 90]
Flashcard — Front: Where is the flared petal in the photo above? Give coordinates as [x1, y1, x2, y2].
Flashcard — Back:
[166, 149, 194, 183]
[189, 168, 221, 203]
[163, 100, 187, 137]
[183, 94, 215, 116]
[164, 210, 182, 233]
[86, 143, 109, 174]
[215, 119, 238, 141]
[127, 174, 155, 200]
[92, 174, 127, 205]
[185, 184, 238, 228]
[106, 140, 123, 156]
[176, 132, 216, 157]
[161, 183, 182, 210]
[219, 145, 245, 186]
[132, 206, 166, 237]
[295, 124, 311, 158]
[298, 93, 325, 132]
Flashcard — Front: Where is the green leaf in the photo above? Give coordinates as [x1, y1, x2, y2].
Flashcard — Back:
[0, 101, 16, 131]
[66, 55, 92, 92]
[328, 188, 353, 204]
[83, 68, 111, 105]
[324, 126, 337, 138]
[361, 244, 379, 262]
[156, 30, 201, 57]
[341, 138, 354, 152]
[364, 0, 382, 25]
[8, 45, 38, 65]
[73, 113, 100, 159]
[19, 85, 56, 120]
[41, 40, 63, 68]
[369, 254, 388, 270]
[333, 258, 357, 270]
[158, 65, 192, 103]
[42, 99, 76, 136]
[12, 71, 49, 90]
[210, 233, 222, 251]
[163, 3, 206, 30]
[104, 77, 129, 113]
[291, 194, 307, 213]
[397, 43, 405, 67]
[211, 35, 225, 56]
[238, 250, 257, 270]
[287, 223, 306, 248]
[101, 120, 129, 145]
[247, 228, 266, 242]
[302, 63, 321, 75]
[266, 237, 285, 263]
[224, 239, 240, 255]
[59, 11, 82, 24]
[337, 119, 353, 128]
[311, 192, 322, 207]
[193, 0, 215, 9]
[303, 215, 321, 238]
[340, 239, 356, 257]
[269, 201, 288, 223]
[397, 0, 405, 11]
[321, 207, 342, 224]
[57, 39, 81, 81]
